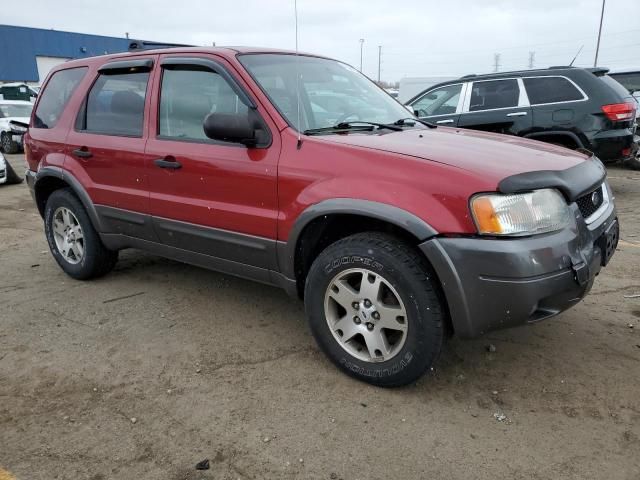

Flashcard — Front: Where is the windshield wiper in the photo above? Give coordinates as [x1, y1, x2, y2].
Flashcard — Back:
[304, 121, 403, 136]
[393, 117, 437, 129]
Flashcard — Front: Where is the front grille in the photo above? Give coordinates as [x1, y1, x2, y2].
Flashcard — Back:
[576, 185, 605, 219]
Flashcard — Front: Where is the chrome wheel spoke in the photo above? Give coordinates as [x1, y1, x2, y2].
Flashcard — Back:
[377, 304, 408, 332]
[333, 316, 361, 342]
[363, 330, 391, 360]
[53, 219, 66, 237]
[358, 272, 382, 302]
[328, 279, 359, 310]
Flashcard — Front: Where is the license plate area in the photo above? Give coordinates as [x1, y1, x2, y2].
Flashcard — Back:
[596, 219, 619, 266]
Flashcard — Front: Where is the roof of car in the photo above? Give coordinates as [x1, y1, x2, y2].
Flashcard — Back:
[455, 66, 608, 82]
[58, 46, 331, 70]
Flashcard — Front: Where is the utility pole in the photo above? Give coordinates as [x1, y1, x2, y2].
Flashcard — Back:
[493, 53, 501, 72]
[528, 51, 535, 69]
[359, 39, 365, 72]
[594, 0, 606, 67]
[377, 45, 382, 82]
[125, 32, 129, 39]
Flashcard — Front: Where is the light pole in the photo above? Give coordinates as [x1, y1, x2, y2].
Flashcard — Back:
[594, 0, 606, 67]
[359, 38, 365, 72]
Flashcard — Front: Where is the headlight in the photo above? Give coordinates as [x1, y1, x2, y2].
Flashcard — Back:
[470, 189, 571, 236]
[10, 125, 27, 134]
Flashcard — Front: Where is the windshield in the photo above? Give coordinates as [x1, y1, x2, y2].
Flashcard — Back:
[0, 103, 33, 118]
[239, 54, 411, 132]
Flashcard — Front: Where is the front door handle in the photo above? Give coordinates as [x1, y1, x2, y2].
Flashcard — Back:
[506, 111, 528, 117]
[436, 119, 454, 124]
[154, 156, 182, 169]
[72, 147, 92, 159]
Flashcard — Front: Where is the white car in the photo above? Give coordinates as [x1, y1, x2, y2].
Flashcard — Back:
[0, 100, 33, 154]
[0, 151, 23, 185]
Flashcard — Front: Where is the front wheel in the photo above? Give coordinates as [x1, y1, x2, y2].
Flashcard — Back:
[304, 232, 446, 387]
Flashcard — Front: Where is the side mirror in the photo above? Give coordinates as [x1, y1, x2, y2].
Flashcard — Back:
[203, 112, 257, 147]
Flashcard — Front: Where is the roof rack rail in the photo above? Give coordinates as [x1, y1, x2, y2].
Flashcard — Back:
[548, 65, 573, 69]
[460, 74, 477, 79]
[128, 41, 195, 52]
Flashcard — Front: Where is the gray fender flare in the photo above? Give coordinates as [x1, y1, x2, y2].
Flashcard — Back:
[34, 166, 104, 232]
[277, 198, 438, 279]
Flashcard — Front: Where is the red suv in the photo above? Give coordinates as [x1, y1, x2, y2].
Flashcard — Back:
[24, 46, 619, 386]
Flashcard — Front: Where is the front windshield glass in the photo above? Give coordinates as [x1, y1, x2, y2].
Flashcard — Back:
[239, 54, 412, 132]
[0, 103, 33, 118]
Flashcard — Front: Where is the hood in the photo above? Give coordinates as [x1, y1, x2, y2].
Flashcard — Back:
[320, 127, 588, 181]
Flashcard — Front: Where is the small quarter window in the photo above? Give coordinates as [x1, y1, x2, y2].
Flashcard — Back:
[33, 67, 87, 129]
[159, 68, 248, 141]
[523, 77, 584, 105]
[80, 71, 150, 136]
[469, 79, 520, 112]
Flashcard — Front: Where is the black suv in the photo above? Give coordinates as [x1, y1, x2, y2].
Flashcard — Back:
[406, 66, 639, 169]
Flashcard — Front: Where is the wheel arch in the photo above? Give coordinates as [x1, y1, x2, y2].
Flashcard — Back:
[523, 131, 585, 149]
[279, 199, 439, 298]
[34, 166, 103, 232]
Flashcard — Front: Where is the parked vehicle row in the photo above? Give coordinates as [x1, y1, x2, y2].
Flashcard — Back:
[406, 66, 639, 169]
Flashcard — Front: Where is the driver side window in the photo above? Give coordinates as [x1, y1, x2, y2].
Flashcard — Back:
[412, 84, 462, 118]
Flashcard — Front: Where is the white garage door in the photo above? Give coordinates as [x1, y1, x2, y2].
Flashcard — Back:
[36, 56, 71, 84]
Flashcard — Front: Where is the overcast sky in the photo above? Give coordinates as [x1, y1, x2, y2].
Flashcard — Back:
[4, 0, 640, 81]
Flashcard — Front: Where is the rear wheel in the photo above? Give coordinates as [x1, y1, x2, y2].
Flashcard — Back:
[304, 232, 445, 387]
[44, 189, 118, 279]
[1, 132, 19, 154]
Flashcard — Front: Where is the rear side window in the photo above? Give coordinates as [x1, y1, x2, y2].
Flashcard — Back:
[159, 68, 248, 141]
[469, 79, 519, 111]
[523, 77, 584, 104]
[80, 71, 149, 136]
[33, 67, 87, 129]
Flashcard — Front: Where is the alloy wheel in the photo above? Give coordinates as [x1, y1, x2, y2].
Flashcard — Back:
[52, 207, 85, 264]
[324, 268, 408, 362]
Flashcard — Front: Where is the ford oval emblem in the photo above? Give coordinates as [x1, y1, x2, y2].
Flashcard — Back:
[591, 190, 601, 205]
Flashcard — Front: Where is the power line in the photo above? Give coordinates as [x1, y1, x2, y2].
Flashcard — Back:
[493, 53, 501, 72]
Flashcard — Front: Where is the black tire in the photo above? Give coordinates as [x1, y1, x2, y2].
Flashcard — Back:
[44, 188, 118, 280]
[304, 232, 446, 387]
[1, 132, 19, 154]
[623, 154, 640, 171]
[4, 158, 24, 184]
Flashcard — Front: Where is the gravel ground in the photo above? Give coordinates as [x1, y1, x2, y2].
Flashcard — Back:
[1, 153, 639, 480]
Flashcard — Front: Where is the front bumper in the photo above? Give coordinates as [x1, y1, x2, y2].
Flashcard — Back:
[420, 198, 618, 338]
[25, 169, 36, 202]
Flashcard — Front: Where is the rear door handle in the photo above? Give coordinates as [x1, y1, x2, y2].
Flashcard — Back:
[72, 147, 92, 158]
[506, 111, 528, 117]
[436, 119, 454, 124]
[154, 156, 182, 169]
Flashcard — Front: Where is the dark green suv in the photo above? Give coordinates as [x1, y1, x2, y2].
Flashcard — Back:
[407, 66, 639, 169]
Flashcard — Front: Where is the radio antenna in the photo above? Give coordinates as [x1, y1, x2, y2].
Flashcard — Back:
[294, 0, 302, 149]
[569, 45, 584, 67]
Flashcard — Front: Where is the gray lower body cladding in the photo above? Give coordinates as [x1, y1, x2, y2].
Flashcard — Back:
[420, 201, 618, 338]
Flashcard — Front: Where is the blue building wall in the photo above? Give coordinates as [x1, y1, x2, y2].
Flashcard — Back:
[0, 25, 137, 82]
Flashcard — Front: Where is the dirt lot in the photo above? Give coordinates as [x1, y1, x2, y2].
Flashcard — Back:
[0, 153, 639, 480]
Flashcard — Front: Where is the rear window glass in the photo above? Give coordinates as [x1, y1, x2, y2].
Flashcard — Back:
[609, 72, 640, 93]
[469, 79, 519, 111]
[599, 75, 633, 98]
[33, 67, 87, 129]
[523, 77, 584, 104]
[80, 71, 149, 136]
